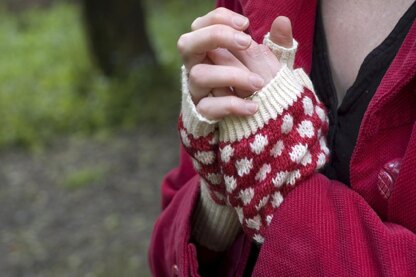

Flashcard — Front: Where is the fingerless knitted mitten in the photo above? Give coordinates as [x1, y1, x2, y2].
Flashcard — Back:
[178, 35, 330, 248]
[178, 66, 241, 251]
[218, 65, 329, 243]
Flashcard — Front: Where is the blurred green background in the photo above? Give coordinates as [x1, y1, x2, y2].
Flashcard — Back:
[0, 0, 213, 276]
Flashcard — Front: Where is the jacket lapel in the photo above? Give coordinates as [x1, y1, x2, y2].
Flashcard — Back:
[350, 20, 416, 223]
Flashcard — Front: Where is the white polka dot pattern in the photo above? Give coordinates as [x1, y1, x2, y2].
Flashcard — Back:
[195, 151, 215, 165]
[303, 97, 314, 116]
[235, 158, 254, 177]
[178, 65, 330, 245]
[271, 192, 284, 208]
[297, 120, 315, 138]
[270, 140, 285, 158]
[255, 164, 272, 182]
[272, 171, 289, 188]
[255, 195, 270, 211]
[239, 188, 255, 205]
[180, 129, 191, 148]
[224, 175, 237, 193]
[246, 215, 262, 230]
[290, 144, 308, 163]
[281, 114, 294, 134]
[250, 134, 269, 154]
[220, 145, 234, 163]
[218, 88, 329, 243]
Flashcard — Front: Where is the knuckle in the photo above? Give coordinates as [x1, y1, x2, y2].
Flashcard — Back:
[191, 17, 200, 30]
[211, 10, 225, 23]
[228, 71, 239, 85]
[258, 44, 270, 54]
[258, 44, 275, 59]
[246, 44, 262, 58]
[214, 7, 228, 17]
[208, 26, 225, 45]
[227, 97, 239, 114]
[189, 65, 205, 86]
[177, 34, 188, 54]
[196, 101, 210, 117]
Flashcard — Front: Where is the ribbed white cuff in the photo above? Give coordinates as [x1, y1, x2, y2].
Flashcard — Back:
[263, 33, 298, 69]
[191, 180, 241, 251]
[294, 68, 314, 91]
[181, 66, 219, 138]
[219, 65, 305, 142]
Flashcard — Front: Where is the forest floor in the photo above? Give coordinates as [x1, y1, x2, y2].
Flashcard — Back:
[0, 124, 179, 277]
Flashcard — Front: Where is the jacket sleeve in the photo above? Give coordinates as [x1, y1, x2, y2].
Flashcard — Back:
[253, 121, 416, 276]
[151, 0, 416, 274]
[160, 145, 197, 210]
[252, 172, 416, 276]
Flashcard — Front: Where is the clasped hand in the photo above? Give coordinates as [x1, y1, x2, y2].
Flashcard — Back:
[177, 7, 294, 120]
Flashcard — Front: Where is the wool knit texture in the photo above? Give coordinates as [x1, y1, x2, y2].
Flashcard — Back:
[263, 33, 298, 70]
[178, 36, 330, 247]
[218, 69, 329, 242]
[178, 66, 241, 250]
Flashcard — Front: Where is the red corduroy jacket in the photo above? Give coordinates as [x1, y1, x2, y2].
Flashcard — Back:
[149, 0, 416, 275]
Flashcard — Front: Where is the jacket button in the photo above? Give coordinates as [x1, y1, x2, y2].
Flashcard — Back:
[172, 264, 179, 276]
[377, 159, 402, 200]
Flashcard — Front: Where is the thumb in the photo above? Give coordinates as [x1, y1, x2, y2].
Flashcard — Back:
[269, 16, 293, 48]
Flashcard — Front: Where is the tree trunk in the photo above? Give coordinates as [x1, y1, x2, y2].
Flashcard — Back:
[82, 0, 157, 76]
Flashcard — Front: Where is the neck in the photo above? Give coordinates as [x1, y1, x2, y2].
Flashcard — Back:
[320, 0, 414, 104]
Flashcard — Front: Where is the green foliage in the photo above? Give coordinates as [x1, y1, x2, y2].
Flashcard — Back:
[0, 0, 213, 149]
[0, 4, 105, 148]
[145, 0, 215, 71]
[62, 166, 106, 190]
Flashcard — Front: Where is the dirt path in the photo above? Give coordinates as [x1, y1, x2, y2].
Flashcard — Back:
[0, 125, 179, 277]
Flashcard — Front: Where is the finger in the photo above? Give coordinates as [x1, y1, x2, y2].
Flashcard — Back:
[211, 87, 232, 97]
[231, 42, 280, 85]
[208, 48, 247, 69]
[207, 49, 255, 98]
[191, 7, 249, 31]
[177, 25, 252, 69]
[197, 96, 258, 120]
[269, 16, 293, 48]
[188, 64, 264, 103]
[221, 86, 254, 99]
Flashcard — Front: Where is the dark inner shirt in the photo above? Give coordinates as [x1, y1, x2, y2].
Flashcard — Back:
[311, 1, 416, 186]
[242, 2, 416, 276]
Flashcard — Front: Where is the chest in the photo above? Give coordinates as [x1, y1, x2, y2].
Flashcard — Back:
[321, 0, 414, 102]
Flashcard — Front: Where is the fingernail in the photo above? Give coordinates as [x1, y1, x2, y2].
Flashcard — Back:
[232, 16, 248, 28]
[191, 17, 201, 29]
[249, 74, 264, 89]
[245, 101, 258, 114]
[235, 33, 251, 47]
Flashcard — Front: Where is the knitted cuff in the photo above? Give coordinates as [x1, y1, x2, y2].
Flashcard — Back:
[180, 65, 218, 138]
[294, 68, 315, 92]
[178, 66, 228, 206]
[219, 65, 304, 142]
[217, 65, 330, 244]
[263, 33, 298, 69]
[191, 180, 241, 251]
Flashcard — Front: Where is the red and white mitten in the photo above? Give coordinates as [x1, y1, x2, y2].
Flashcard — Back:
[178, 66, 240, 251]
[263, 32, 298, 70]
[218, 36, 330, 244]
